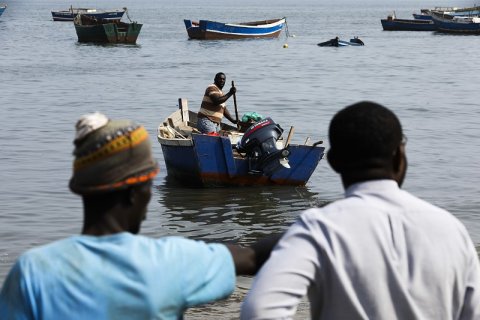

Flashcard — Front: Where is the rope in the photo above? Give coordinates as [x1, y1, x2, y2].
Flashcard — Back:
[124, 7, 132, 23]
[284, 17, 291, 38]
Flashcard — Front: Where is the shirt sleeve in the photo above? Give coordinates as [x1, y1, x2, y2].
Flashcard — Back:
[458, 243, 480, 320]
[241, 212, 321, 320]
[0, 258, 35, 320]
[173, 238, 236, 307]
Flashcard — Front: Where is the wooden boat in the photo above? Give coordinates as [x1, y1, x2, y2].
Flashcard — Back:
[430, 12, 480, 34]
[157, 99, 325, 187]
[381, 13, 436, 31]
[183, 18, 286, 40]
[74, 14, 143, 44]
[52, 7, 125, 22]
[317, 37, 365, 47]
[413, 6, 480, 21]
[0, 4, 6, 17]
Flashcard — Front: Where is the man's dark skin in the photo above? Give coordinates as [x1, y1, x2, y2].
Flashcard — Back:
[328, 141, 407, 190]
[81, 181, 278, 275]
[327, 115, 407, 190]
[212, 73, 238, 125]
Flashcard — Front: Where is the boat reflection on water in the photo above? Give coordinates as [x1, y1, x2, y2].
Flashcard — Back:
[152, 176, 329, 244]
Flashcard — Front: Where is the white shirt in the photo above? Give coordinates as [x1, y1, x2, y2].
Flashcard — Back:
[241, 180, 480, 320]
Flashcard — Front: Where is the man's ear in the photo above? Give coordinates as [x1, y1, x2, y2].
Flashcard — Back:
[126, 187, 136, 206]
[392, 144, 407, 186]
[327, 150, 341, 173]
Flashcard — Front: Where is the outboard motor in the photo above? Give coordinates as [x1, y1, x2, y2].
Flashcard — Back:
[237, 117, 290, 176]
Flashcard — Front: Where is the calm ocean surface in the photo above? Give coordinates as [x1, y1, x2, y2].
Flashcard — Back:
[1, 0, 479, 318]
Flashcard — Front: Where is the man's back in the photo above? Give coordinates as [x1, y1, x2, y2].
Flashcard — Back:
[242, 180, 480, 319]
[1, 233, 235, 320]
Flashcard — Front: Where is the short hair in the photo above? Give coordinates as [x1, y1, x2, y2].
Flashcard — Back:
[215, 72, 225, 80]
[328, 101, 403, 171]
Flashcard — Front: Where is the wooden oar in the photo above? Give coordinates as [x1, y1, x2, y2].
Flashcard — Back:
[285, 126, 295, 147]
[231, 81, 240, 130]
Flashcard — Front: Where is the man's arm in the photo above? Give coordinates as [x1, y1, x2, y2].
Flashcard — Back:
[223, 107, 238, 124]
[240, 216, 319, 319]
[226, 233, 282, 275]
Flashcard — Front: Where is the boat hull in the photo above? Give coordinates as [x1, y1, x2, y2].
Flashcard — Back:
[52, 8, 125, 21]
[184, 18, 285, 40]
[159, 134, 325, 187]
[381, 19, 436, 31]
[0, 5, 6, 17]
[74, 22, 143, 44]
[431, 13, 480, 34]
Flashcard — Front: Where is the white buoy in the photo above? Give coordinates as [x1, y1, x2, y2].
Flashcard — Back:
[283, 43, 288, 48]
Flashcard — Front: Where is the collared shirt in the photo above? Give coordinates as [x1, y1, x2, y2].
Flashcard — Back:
[241, 180, 480, 320]
[198, 83, 225, 124]
[0, 233, 235, 320]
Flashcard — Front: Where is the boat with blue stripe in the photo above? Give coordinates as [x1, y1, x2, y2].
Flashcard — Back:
[184, 18, 286, 40]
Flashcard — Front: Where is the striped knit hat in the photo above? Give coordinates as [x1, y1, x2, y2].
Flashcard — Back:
[69, 112, 159, 194]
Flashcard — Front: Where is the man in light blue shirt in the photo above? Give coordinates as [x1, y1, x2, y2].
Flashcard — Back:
[0, 113, 278, 320]
[241, 101, 480, 319]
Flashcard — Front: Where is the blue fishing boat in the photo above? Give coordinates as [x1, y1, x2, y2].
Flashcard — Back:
[51, 7, 126, 21]
[0, 4, 7, 17]
[381, 13, 436, 31]
[430, 12, 480, 34]
[157, 99, 325, 187]
[183, 18, 286, 40]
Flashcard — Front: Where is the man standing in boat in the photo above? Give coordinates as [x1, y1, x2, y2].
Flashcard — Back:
[197, 72, 238, 134]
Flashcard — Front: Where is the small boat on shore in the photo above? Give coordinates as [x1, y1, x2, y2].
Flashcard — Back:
[430, 12, 480, 34]
[52, 7, 125, 22]
[381, 13, 436, 31]
[317, 37, 365, 47]
[157, 99, 325, 187]
[73, 14, 143, 44]
[0, 4, 7, 17]
[183, 18, 286, 40]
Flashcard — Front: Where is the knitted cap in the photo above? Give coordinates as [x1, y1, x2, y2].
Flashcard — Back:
[69, 112, 159, 194]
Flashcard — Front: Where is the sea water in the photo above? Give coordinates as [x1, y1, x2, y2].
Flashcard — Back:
[0, 0, 479, 318]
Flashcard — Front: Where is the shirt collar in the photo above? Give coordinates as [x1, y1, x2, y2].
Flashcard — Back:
[345, 179, 399, 198]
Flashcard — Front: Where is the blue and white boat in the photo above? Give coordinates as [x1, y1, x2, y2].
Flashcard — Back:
[184, 18, 286, 40]
[430, 12, 480, 34]
[157, 99, 325, 187]
[0, 4, 7, 17]
[51, 7, 126, 21]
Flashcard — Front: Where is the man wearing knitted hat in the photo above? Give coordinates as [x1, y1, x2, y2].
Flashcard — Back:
[0, 113, 279, 319]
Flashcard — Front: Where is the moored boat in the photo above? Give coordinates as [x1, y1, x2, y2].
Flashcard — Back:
[183, 18, 286, 40]
[381, 13, 436, 31]
[414, 6, 480, 20]
[0, 4, 7, 17]
[52, 7, 125, 21]
[157, 99, 325, 187]
[73, 14, 143, 44]
[430, 12, 480, 34]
